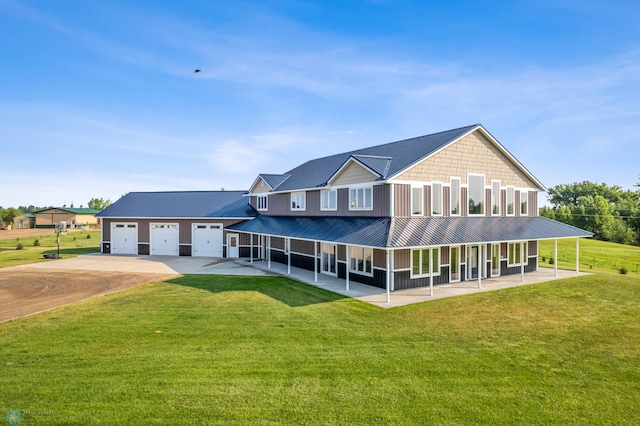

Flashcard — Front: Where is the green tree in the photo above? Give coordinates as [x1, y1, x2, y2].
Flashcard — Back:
[87, 197, 112, 210]
[0, 207, 22, 224]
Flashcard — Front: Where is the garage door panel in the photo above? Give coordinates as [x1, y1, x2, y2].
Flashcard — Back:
[192, 224, 223, 257]
[151, 224, 179, 256]
[112, 223, 138, 255]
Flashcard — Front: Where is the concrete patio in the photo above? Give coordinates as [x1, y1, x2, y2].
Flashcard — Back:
[239, 258, 590, 308]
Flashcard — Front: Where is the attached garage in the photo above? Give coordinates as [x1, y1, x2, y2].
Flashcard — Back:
[111, 223, 138, 255]
[192, 223, 223, 257]
[150, 223, 179, 256]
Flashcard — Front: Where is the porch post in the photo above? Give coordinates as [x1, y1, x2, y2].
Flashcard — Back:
[267, 236, 271, 269]
[554, 239, 558, 277]
[520, 241, 525, 282]
[287, 240, 291, 275]
[576, 238, 579, 273]
[314, 241, 318, 282]
[478, 245, 482, 289]
[250, 233, 253, 264]
[390, 249, 395, 292]
[345, 245, 350, 291]
[386, 249, 391, 303]
[429, 247, 433, 296]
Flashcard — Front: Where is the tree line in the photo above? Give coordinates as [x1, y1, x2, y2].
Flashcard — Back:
[0, 198, 112, 224]
[540, 179, 640, 245]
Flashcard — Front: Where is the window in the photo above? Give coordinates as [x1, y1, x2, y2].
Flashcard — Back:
[508, 242, 528, 266]
[291, 192, 306, 211]
[520, 191, 528, 215]
[257, 195, 268, 211]
[491, 244, 500, 276]
[450, 246, 460, 282]
[432, 183, 442, 216]
[506, 187, 515, 216]
[320, 190, 337, 211]
[411, 187, 423, 216]
[491, 181, 500, 216]
[450, 178, 460, 215]
[411, 248, 440, 278]
[349, 247, 373, 275]
[468, 174, 485, 215]
[349, 187, 372, 210]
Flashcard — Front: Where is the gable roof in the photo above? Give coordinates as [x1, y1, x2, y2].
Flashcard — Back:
[35, 207, 101, 214]
[267, 124, 544, 193]
[96, 191, 257, 218]
[249, 174, 291, 193]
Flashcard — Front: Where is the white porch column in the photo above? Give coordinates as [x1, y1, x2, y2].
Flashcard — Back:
[386, 250, 391, 303]
[390, 249, 395, 292]
[250, 233, 253, 264]
[554, 239, 558, 277]
[314, 242, 318, 282]
[520, 241, 525, 282]
[478, 245, 482, 289]
[576, 238, 579, 273]
[267, 236, 271, 269]
[345, 245, 350, 291]
[429, 247, 434, 296]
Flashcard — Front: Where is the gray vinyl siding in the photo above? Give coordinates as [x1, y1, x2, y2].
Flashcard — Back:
[461, 187, 468, 216]
[529, 191, 538, 216]
[443, 186, 450, 217]
[101, 218, 246, 244]
[394, 184, 411, 217]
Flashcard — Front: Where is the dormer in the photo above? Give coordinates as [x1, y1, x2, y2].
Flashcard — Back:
[248, 174, 290, 195]
[327, 155, 392, 187]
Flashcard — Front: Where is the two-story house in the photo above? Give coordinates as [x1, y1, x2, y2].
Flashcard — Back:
[228, 124, 592, 292]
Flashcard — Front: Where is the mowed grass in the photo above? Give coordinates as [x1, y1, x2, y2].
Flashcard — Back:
[0, 230, 100, 268]
[539, 238, 640, 274]
[1, 272, 639, 424]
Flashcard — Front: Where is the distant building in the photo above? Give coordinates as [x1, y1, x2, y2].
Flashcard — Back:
[35, 207, 101, 229]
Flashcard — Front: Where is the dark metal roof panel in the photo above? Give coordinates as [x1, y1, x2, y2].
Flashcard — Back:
[274, 124, 479, 191]
[96, 191, 257, 218]
[260, 174, 290, 189]
[389, 217, 593, 247]
[228, 216, 391, 247]
[351, 155, 392, 178]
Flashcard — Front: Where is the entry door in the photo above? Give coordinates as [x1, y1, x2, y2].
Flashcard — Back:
[321, 243, 337, 275]
[468, 245, 479, 279]
[491, 244, 500, 277]
[18, 219, 24, 229]
[227, 234, 239, 258]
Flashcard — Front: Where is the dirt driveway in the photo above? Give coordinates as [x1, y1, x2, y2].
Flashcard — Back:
[0, 227, 91, 240]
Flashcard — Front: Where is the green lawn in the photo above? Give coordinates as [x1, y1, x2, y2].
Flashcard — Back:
[539, 238, 640, 274]
[1, 272, 639, 424]
[0, 230, 100, 268]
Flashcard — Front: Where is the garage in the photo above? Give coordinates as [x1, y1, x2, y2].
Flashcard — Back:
[192, 223, 223, 257]
[150, 223, 179, 256]
[111, 223, 138, 255]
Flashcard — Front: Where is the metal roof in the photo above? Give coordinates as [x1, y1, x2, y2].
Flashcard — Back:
[96, 191, 257, 218]
[388, 217, 593, 247]
[228, 216, 592, 248]
[228, 216, 391, 247]
[260, 174, 291, 190]
[35, 207, 100, 214]
[272, 124, 479, 192]
[351, 155, 392, 177]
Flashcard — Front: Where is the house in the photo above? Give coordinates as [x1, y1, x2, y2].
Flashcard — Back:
[13, 213, 36, 229]
[97, 124, 592, 294]
[35, 207, 101, 228]
[96, 191, 257, 256]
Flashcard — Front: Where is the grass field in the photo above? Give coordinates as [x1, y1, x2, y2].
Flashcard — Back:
[539, 237, 640, 274]
[0, 230, 100, 268]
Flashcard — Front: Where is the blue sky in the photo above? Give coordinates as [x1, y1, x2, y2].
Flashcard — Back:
[1, 0, 639, 207]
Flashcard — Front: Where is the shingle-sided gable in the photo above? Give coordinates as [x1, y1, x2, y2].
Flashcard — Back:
[330, 159, 380, 186]
[392, 128, 545, 190]
[249, 174, 291, 194]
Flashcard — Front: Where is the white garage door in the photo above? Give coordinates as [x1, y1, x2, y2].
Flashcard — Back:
[150, 224, 179, 256]
[111, 223, 138, 255]
[192, 224, 223, 257]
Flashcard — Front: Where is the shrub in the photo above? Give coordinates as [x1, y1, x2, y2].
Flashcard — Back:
[548, 257, 554, 265]
[16, 243, 23, 250]
[33, 239, 40, 246]
[542, 256, 546, 262]
[86, 234, 91, 239]
[73, 236, 76, 241]
[620, 267, 628, 275]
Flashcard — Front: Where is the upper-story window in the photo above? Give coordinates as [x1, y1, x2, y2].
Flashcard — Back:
[468, 174, 485, 216]
[321, 189, 337, 211]
[450, 177, 460, 216]
[491, 181, 500, 216]
[411, 187, 423, 216]
[432, 182, 443, 216]
[506, 187, 515, 216]
[520, 191, 528, 215]
[291, 192, 306, 211]
[257, 195, 268, 211]
[349, 187, 372, 210]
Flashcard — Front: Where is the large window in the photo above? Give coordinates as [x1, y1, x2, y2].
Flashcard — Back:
[349, 187, 372, 210]
[412, 187, 423, 216]
[350, 246, 373, 275]
[291, 192, 306, 211]
[491, 181, 500, 216]
[506, 187, 515, 216]
[411, 248, 440, 278]
[520, 191, 528, 215]
[508, 242, 528, 266]
[491, 244, 500, 276]
[321, 190, 337, 211]
[450, 178, 460, 216]
[257, 195, 268, 211]
[432, 183, 442, 216]
[468, 174, 485, 215]
[450, 246, 460, 282]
